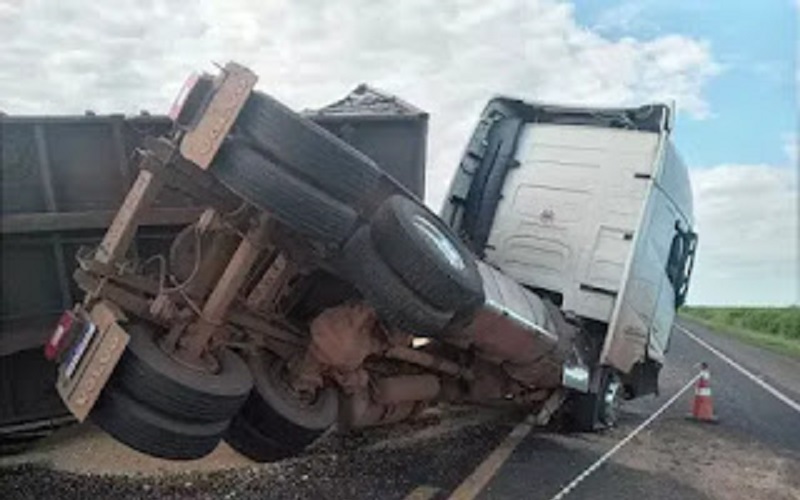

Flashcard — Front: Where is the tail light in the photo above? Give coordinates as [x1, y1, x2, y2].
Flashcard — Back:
[45, 310, 77, 361]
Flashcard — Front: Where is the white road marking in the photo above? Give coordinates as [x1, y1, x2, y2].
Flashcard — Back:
[676, 324, 800, 415]
[549, 373, 701, 500]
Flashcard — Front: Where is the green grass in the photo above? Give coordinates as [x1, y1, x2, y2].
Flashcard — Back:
[680, 306, 800, 359]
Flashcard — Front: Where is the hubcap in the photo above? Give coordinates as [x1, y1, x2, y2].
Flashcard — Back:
[412, 215, 465, 271]
[599, 376, 622, 427]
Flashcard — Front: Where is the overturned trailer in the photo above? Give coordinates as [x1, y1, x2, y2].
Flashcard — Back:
[0, 85, 428, 433]
[20, 62, 695, 461]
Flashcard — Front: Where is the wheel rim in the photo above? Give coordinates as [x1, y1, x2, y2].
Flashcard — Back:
[268, 358, 321, 409]
[412, 215, 466, 271]
[599, 376, 622, 427]
[249, 353, 338, 430]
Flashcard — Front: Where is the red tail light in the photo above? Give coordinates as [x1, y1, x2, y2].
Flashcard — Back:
[45, 310, 77, 361]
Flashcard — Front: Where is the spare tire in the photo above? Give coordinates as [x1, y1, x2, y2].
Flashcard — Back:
[371, 195, 483, 312]
[232, 91, 385, 211]
[113, 323, 252, 423]
[338, 226, 453, 336]
[91, 386, 228, 460]
[211, 143, 359, 244]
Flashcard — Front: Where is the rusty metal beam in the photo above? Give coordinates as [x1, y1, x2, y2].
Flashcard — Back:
[181, 216, 270, 358]
[246, 252, 298, 312]
[79, 260, 161, 296]
[73, 269, 161, 326]
[93, 141, 174, 265]
[227, 310, 303, 345]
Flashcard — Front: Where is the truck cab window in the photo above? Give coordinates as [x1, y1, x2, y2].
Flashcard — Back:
[666, 231, 685, 288]
[666, 224, 698, 307]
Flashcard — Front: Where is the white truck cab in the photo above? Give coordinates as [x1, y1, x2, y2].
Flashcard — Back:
[442, 97, 697, 396]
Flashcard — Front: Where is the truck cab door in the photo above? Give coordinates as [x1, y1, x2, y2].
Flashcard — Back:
[647, 221, 698, 361]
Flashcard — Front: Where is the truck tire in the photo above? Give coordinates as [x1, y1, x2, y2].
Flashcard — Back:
[244, 353, 336, 445]
[91, 386, 228, 460]
[224, 413, 297, 462]
[232, 91, 384, 210]
[113, 323, 252, 423]
[567, 368, 622, 431]
[211, 143, 359, 244]
[338, 226, 453, 336]
[371, 195, 483, 312]
[225, 352, 337, 462]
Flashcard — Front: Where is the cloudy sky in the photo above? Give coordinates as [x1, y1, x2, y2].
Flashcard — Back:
[1, 0, 797, 306]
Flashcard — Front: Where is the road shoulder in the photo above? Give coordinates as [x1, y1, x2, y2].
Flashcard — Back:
[676, 317, 800, 403]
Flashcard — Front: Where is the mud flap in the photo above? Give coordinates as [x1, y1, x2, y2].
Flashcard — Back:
[56, 301, 130, 421]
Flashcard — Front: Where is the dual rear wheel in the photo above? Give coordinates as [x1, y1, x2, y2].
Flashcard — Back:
[213, 91, 485, 337]
[91, 323, 336, 462]
[90, 323, 253, 460]
[337, 195, 484, 336]
[224, 352, 338, 462]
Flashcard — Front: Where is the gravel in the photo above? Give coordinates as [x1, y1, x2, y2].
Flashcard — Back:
[0, 406, 519, 500]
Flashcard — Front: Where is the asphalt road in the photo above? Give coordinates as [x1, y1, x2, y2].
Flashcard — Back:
[475, 317, 800, 500]
[1, 318, 798, 499]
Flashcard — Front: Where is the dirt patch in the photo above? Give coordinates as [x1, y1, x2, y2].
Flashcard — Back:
[0, 423, 252, 476]
[609, 418, 800, 500]
[528, 412, 800, 500]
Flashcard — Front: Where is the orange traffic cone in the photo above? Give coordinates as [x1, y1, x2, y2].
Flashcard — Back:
[689, 363, 717, 423]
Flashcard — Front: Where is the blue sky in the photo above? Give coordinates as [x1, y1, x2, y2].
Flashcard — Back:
[573, 0, 797, 168]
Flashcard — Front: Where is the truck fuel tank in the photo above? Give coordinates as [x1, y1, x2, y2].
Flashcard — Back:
[454, 262, 571, 389]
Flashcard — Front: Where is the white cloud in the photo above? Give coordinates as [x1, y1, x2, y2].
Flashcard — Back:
[688, 164, 799, 306]
[0, 0, 719, 208]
